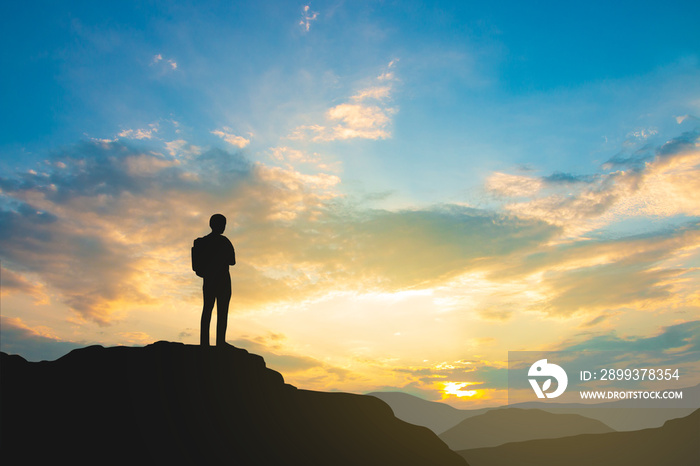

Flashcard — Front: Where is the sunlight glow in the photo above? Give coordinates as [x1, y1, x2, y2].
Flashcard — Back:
[442, 382, 479, 398]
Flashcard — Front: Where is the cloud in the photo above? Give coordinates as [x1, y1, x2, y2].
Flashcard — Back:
[493, 131, 700, 235]
[325, 103, 396, 140]
[0, 139, 352, 324]
[269, 146, 340, 172]
[676, 114, 699, 124]
[2, 128, 697, 346]
[542, 172, 596, 184]
[0, 141, 252, 324]
[0, 201, 150, 325]
[0, 317, 84, 361]
[291, 104, 396, 142]
[580, 313, 614, 328]
[290, 61, 399, 142]
[540, 256, 680, 316]
[486, 172, 543, 198]
[561, 320, 700, 355]
[118, 124, 158, 140]
[299, 5, 319, 32]
[0, 135, 559, 329]
[0, 266, 49, 304]
[211, 127, 251, 148]
[227, 334, 364, 390]
[380, 319, 700, 403]
[351, 86, 392, 101]
[322, 206, 556, 290]
[389, 359, 509, 397]
[163, 139, 203, 158]
[226, 203, 556, 308]
[477, 308, 514, 321]
[231, 336, 323, 373]
[118, 331, 152, 344]
[482, 221, 700, 317]
[151, 53, 177, 70]
[477, 131, 700, 319]
[539, 321, 700, 388]
[626, 127, 658, 143]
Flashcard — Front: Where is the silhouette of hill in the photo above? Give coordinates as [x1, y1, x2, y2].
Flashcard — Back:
[457, 408, 700, 466]
[508, 382, 700, 431]
[369, 389, 697, 433]
[439, 407, 614, 450]
[514, 404, 697, 432]
[368, 391, 486, 434]
[510, 382, 700, 410]
[0, 341, 467, 465]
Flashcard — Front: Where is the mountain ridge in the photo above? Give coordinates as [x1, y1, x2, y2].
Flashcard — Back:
[457, 408, 700, 466]
[368, 391, 489, 434]
[0, 341, 466, 465]
[439, 407, 615, 450]
[370, 388, 698, 433]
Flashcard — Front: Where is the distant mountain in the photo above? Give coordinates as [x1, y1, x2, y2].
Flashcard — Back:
[439, 407, 614, 450]
[511, 382, 700, 411]
[458, 408, 700, 466]
[516, 405, 697, 432]
[369, 388, 698, 434]
[509, 383, 700, 431]
[0, 342, 467, 465]
[368, 391, 487, 434]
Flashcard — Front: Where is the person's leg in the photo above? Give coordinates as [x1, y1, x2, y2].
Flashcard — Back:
[215, 281, 232, 346]
[201, 281, 216, 346]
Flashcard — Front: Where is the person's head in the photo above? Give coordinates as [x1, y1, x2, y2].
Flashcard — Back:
[209, 213, 226, 234]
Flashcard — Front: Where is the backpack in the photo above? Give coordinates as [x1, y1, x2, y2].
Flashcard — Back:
[192, 235, 235, 278]
[191, 237, 206, 277]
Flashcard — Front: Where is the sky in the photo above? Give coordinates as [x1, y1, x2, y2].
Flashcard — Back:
[1, 1, 699, 408]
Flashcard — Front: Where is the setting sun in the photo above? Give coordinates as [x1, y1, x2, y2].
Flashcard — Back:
[443, 382, 479, 399]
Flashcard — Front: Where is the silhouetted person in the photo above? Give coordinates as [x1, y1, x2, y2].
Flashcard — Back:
[192, 214, 236, 346]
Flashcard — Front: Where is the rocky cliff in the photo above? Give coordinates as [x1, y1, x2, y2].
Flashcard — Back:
[0, 341, 466, 465]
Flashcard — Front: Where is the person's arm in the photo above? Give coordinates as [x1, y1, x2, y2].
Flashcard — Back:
[228, 240, 236, 266]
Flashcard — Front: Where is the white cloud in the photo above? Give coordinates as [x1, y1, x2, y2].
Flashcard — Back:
[289, 61, 399, 142]
[351, 86, 392, 102]
[211, 127, 251, 148]
[490, 132, 700, 237]
[325, 103, 396, 140]
[165, 139, 202, 157]
[299, 5, 319, 32]
[486, 172, 543, 198]
[625, 127, 658, 144]
[118, 124, 158, 140]
[377, 59, 399, 81]
[0, 139, 348, 324]
[125, 154, 179, 175]
[269, 146, 340, 172]
[676, 114, 699, 124]
[151, 53, 177, 71]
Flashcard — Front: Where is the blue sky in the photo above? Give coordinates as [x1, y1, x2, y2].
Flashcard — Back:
[1, 1, 699, 406]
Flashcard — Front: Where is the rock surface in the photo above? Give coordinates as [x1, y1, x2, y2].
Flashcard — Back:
[1, 341, 467, 465]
